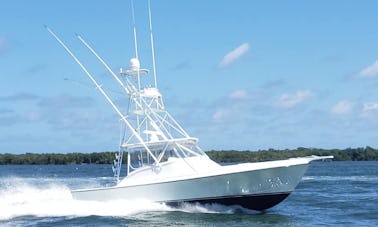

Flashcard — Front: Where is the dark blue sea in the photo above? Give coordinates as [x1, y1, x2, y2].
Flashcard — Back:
[0, 161, 377, 226]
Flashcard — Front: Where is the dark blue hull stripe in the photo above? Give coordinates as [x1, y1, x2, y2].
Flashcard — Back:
[164, 192, 291, 211]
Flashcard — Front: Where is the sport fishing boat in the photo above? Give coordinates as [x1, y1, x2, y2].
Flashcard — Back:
[47, 1, 332, 211]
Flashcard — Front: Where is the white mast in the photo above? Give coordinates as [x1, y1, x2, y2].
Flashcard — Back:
[148, 0, 158, 88]
[131, 0, 139, 60]
[131, 0, 142, 93]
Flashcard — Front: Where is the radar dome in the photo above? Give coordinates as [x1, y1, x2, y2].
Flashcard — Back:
[130, 58, 140, 70]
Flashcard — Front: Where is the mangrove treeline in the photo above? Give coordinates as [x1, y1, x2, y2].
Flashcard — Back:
[0, 147, 377, 165]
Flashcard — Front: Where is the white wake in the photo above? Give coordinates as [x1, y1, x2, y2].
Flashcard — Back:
[0, 177, 252, 220]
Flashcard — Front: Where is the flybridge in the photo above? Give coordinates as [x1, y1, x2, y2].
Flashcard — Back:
[46, 0, 205, 183]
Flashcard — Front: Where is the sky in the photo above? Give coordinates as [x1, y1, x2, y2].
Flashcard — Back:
[1, 0, 378, 153]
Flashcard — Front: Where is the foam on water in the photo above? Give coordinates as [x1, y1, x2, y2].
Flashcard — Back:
[0, 177, 250, 221]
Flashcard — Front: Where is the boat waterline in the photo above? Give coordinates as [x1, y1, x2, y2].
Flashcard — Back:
[165, 192, 291, 211]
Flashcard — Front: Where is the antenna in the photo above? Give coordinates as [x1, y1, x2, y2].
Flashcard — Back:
[131, 0, 139, 59]
[148, 0, 158, 88]
[131, 0, 144, 91]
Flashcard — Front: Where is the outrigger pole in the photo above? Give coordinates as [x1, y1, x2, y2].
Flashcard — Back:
[76, 35, 131, 95]
[45, 26, 159, 164]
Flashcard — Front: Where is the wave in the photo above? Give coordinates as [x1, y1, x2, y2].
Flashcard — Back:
[0, 177, 253, 221]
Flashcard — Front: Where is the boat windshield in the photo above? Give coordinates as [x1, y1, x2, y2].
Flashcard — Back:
[128, 144, 205, 171]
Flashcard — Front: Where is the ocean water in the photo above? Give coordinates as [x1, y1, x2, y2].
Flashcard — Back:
[0, 161, 377, 226]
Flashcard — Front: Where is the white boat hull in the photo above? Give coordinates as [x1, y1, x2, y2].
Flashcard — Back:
[72, 156, 329, 210]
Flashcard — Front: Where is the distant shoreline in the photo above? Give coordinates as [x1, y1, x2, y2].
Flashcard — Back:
[1, 146, 377, 165]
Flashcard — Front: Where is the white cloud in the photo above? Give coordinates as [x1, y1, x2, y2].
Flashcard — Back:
[212, 90, 250, 123]
[330, 100, 378, 119]
[212, 109, 230, 123]
[362, 102, 378, 112]
[361, 102, 378, 116]
[218, 43, 250, 68]
[331, 100, 355, 115]
[275, 90, 313, 109]
[359, 60, 378, 78]
[229, 89, 248, 100]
